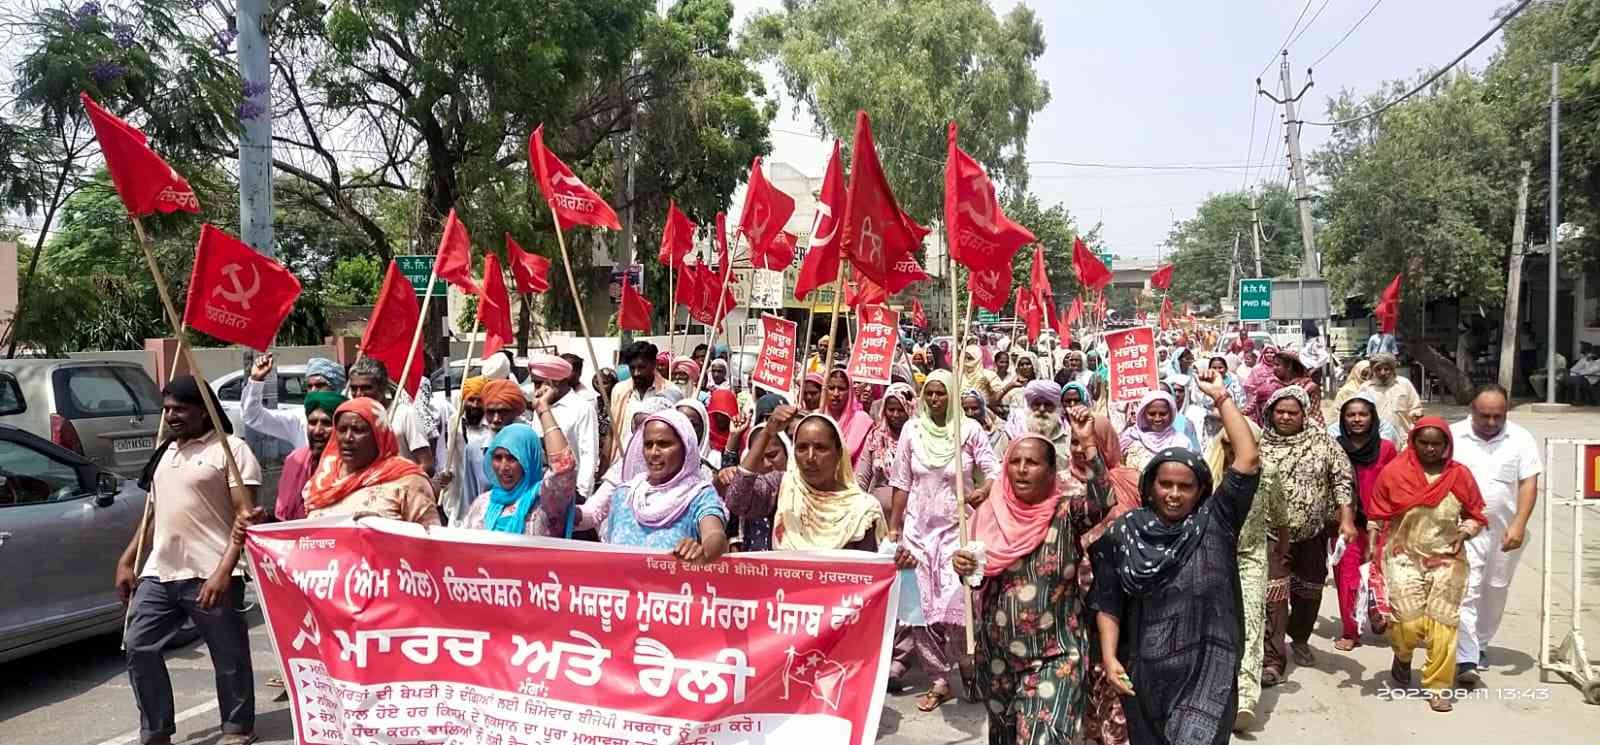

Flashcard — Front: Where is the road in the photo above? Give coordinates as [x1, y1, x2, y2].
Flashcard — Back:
[3, 402, 1597, 745]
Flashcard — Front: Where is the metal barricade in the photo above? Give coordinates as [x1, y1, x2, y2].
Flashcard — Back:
[1539, 438, 1600, 705]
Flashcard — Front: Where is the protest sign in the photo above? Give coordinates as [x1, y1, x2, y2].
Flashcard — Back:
[846, 306, 899, 385]
[752, 268, 785, 309]
[246, 517, 898, 745]
[750, 313, 800, 396]
[1105, 325, 1158, 404]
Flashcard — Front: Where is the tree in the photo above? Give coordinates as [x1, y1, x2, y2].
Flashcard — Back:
[1162, 183, 1303, 311]
[1312, 72, 1516, 400]
[743, 0, 1050, 221]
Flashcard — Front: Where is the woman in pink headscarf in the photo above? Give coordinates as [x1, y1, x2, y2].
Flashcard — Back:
[1118, 390, 1191, 472]
[801, 371, 825, 412]
[1242, 345, 1282, 422]
[824, 368, 875, 468]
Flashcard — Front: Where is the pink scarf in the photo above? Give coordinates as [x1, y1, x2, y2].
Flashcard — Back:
[829, 369, 875, 467]
[970, 434, 1062, 576]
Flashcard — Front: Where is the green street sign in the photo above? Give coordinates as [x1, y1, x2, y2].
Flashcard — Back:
[1097, 251, 1114, 269]
[977, 309, 1000, 323]
[395, 255, 447, 297]
[1239, 278, 1272, 321]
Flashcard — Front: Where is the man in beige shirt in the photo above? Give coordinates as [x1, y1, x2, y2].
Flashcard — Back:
[115, 376, 262, 745]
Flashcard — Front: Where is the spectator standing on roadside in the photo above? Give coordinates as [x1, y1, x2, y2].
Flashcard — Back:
[1450, 385, 1541, 686]
[116, 376, 263, 745]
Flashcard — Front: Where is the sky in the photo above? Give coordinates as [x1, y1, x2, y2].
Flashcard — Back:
[733, 0, 1512, 264]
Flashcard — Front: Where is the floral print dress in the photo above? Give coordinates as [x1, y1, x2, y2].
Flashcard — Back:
[975, 481, 1106, 745]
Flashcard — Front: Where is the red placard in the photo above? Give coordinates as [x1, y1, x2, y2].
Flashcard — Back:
[245, 518, 897, 745]
[750, 313, 800, 397]
[1585, 444, 1600, 499]
[1106, 325, 1158, 405]
[846, 306, 899, 385]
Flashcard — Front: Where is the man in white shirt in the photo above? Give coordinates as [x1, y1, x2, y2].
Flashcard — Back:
[1449, 384, 1542, 685]
[1565, 343, 1600, 405]
[115, 376, 263, 745]
[239, 354, 346, 449]
[348, 357, 434, 472]
[528, 353, 597, 500]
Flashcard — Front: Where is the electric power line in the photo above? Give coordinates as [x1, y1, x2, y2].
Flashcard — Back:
[1241, 93, 1260, 190]
[1258, 0, 1319, 79]
[1284, 0, 1334, 50]
[1303, 0, 1534, 127]
[1310, 0, 1385, 69]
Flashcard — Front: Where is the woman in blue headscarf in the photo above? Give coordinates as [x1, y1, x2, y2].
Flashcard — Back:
[461, 416, 579, 536]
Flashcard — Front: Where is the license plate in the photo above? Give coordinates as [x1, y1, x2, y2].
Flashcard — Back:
[113, 436, 155, 453]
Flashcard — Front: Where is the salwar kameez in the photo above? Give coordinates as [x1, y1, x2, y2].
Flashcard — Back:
[1234, 462, 1284, 715]
[1384, 495, 1471, 690]
[975, 479, 1106, 744]
[888, 421, 1000, 692]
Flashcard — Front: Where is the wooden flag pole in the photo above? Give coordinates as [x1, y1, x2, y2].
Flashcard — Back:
[796, 301, 819, 396]
[389, 258, 438, 426]
[819, 259, 848, 387]
[441, 315, 481, 512]
[130, 218, 247, 493]
[948, 253, 977, 655]
[545, 205, 609, 410]
[694, 257, 740, 393]
[667, 259, 677, 357]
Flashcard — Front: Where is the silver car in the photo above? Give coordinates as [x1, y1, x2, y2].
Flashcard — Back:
[0, 360, 163, 477]
[0, 423, 145, 663]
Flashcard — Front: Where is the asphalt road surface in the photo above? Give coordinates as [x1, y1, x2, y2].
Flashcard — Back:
[4, 402, 1597, 745]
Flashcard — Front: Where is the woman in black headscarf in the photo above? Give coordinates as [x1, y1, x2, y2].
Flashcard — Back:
[1088, 370, 1261, 745]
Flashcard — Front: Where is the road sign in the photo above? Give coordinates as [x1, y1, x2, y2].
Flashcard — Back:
[1239, 278, 1272, 321]
[976, 309, 1000, 324]
[608, 263, 643, 303]
[395, 255, 447, 297]
[1098, 251, 1114, 269]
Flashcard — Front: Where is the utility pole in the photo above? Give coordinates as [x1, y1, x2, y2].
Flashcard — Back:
[238, 0, 272, 256]
[1498, 161, 1531, 392]
[1226, 231, 1241, 308]
[1247, 190, 1265, 276]
[1258, 52, 1317, 278]
[1546, 64, 1560, 405]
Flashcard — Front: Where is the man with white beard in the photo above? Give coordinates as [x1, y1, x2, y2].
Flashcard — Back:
[1006, 379, 1071, 469]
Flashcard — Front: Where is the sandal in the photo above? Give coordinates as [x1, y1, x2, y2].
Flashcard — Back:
[1334, 637, 1359, 652]
[916, 685, 953, 712]
[1428, 693, 1453, 713]
[1291, 642, 1315, 667]
[1262, 668, 1283, 688]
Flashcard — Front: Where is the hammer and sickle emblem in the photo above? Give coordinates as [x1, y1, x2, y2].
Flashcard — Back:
[213, 262, 261, 310]
[809, 202, 836, 249]
[957, 174, 997, 231]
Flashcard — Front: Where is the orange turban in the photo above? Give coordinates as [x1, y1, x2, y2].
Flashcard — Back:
[479, 379, 527, 415]
[461, 376, 488, 402]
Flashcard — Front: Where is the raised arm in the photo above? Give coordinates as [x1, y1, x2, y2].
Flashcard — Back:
[241, 355, 307, 448]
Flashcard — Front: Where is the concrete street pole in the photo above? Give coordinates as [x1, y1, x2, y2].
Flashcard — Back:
[1547, 63, 1560, 405]
[238, 0, 272, 257]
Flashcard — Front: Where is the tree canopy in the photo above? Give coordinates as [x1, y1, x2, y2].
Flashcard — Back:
[1163, 183, 1303, 311]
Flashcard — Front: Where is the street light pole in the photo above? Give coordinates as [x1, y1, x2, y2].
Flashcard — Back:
[1546, 63, 1560, 405]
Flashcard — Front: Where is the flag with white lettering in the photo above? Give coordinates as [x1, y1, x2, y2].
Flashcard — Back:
[183, 224, 302, 352]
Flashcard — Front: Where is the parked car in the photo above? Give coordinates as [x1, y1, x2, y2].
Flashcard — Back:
[0, 423, 146, 663]
[0, 360, 162, 477]
[209, 366, 308, 483]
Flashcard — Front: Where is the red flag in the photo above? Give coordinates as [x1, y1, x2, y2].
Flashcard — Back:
[737, 157, 797, 264]
[182, 224, 302, 351]
[968, 267, 1013, 314]
[692, 267, 736, 328]
[80, 92, 199, 217]
[845, 268, 887, 308]
[658, 200, 697, 268]
[432, 209, 480, 295]
[1158, 296, 1173, 330]
[1072, 237, 1113, 290]
[1066, 296, 1084, 327]
[1029, 244, 1053, 307]
[754, 230, 798, 271]
[1150, 264, 1175, 290]
[619, 272, 653, 332]
[944, 121, 1034, 273]
[911, 298, 928, 329]
[839, 110, 928, 295]
[715, 211, 730, 272]
[529, 125, 621, 231]
[1055, 307, 1073, 348]
[1017, 288, 1043, 343]
[674, 263, 704, 307]
[1379, 273, 1402, 305]
[795, 143, 846, 301]
[504, 233, 550, 294]
[359, 261, 425, 396]
[1375, 273, 1402, 333]
[475, 254, 515, 358]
